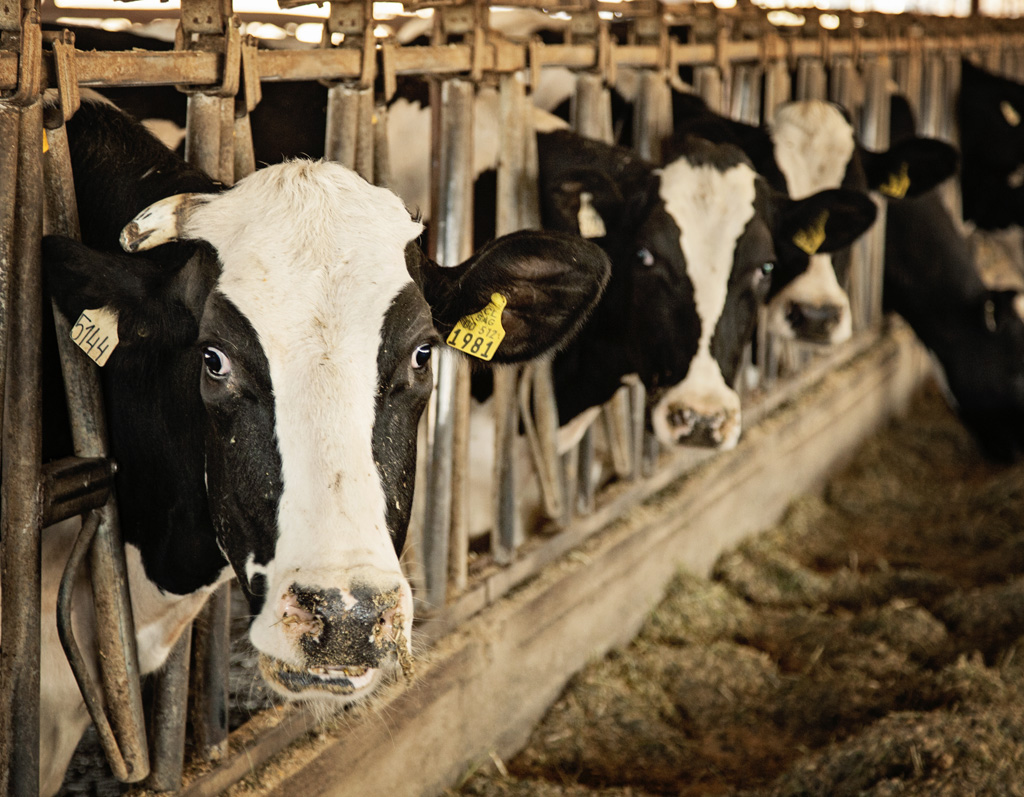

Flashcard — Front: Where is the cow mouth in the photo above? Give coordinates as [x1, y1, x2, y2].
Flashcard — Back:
[258, 654, 381, 697]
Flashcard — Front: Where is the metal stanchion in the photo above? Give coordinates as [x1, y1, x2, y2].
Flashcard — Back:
[422, 78, 474, 610]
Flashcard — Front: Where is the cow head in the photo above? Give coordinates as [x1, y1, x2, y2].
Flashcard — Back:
[766, 99, 957, 345]
[45, 158, 609, 704]
[540, 131, 870, 450]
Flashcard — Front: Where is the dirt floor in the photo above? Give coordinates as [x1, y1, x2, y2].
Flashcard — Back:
[453, 380, 1024, 797]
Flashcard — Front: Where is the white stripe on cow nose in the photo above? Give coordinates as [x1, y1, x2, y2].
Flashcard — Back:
[652, 354, 742, 451]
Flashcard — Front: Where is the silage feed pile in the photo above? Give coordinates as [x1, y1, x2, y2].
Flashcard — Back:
[455, 381, 1024, 797]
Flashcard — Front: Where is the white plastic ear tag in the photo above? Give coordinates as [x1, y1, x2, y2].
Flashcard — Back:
[1002, 100, 1021, 127]
[792, 210, 830, 255]
[71, 307, 119, 367]
[879, 161, 911, 199]
[577, 192, 607, 239]
[446, 293, 507, 362]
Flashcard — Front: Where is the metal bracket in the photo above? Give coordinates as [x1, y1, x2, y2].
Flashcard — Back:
[50, 30, 80, 123]
[174, 5, 242, 97]
[320, 0, 376, 90]
[0, 9, 42, 106]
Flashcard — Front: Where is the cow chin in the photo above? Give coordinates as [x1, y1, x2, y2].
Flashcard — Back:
[257, 653, 396, 704]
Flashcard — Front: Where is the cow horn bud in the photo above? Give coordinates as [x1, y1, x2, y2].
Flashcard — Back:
[120, 193, 210, 253]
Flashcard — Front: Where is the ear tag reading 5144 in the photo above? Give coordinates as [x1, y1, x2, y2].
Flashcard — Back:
[71, 307, 119, 367]
[879, 162, 911, 199]
[792, 210, 830, 255]
[446, 293, 507, 362]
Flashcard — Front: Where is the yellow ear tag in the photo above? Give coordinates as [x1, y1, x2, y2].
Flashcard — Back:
[42, 130, 49, 154]
[71, 307, 119, 367]
[792, 210, 830, 255]
[446, 293, 507, 362]
[879, 161, 911, 199]
[577, 192, 607, 239]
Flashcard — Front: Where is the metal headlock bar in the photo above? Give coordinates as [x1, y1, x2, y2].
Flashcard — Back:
[3, 1, 1024, 792]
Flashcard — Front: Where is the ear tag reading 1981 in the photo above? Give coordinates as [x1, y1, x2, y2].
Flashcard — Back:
[71, 307, 119, 367]
[577, 192, 607, 239]
[879, 161, 911, 199]
[792, 210, 830, 255]
[446, 293, 507, 361]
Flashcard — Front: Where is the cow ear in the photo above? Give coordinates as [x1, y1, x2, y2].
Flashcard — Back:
[777, 189, 878, 256]
[43, 235, 199, 350]
[542, 168, 624, 239]
[419, 230, 611, 364]
[861, 138, 959, 199]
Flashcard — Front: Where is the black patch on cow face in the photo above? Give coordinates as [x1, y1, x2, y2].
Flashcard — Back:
[625, 204, 700, 402]
[198, 292, 283, 605]
[373, 283, 438, 554]
[711, 184, 776, 385]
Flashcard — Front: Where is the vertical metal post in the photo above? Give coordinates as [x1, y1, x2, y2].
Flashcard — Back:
[829, 56, 857, 113]
[795, 58, 827, 101]
[920, 55, 945, 140]
[325, 85, 376, 183]
[729, 64, 763, 125]
[570, 72, 613, 516]
[0, 105, 17, 453]
[633, 69, 673, 164]
[763, 58, 791, 124]
[694, 65, 724, 114]
[145, 633, 191, 791]
[491, 72, 533, 564]
[422, 78, 474, 610]
[0, 98, 44, 797]
[852, 55, 890, 332]
[45, 117, 151, 786]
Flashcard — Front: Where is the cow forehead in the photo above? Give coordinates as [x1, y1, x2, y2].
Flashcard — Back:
[771, 101, 856, 198]
[658, 156, 757, 353]
[187, 160, 424, 341]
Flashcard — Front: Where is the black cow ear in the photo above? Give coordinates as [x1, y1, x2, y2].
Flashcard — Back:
[43, 235, 199, 350]
[420, 230, 611, 364]
[542, 168, 624, 239]
[861, 138, 959, 199]
[778, 189, 878, 255]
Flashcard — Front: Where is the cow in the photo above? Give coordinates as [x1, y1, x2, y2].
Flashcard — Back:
[885, 94, 1024, 462]
[533, 129, 876, 448]
[667, 93, 958, 346]
[958, 58, 1024, 233]
[29, 96, 611, 795]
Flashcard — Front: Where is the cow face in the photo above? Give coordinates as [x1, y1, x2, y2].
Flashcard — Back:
[45, 159, 609, 705]
[766, 100, 957, 344]
[540, 134, 774, 449]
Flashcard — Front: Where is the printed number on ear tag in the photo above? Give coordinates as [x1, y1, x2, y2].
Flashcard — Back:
[446, 293, 507, 362]
[879, 162, 911, 199]
[71, 307, 119, 367]
[792, 210, 830, 256]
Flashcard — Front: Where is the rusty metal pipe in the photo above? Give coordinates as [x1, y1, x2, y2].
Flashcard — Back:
[1, 98, 45, 797]
[41, 456, 115, 526]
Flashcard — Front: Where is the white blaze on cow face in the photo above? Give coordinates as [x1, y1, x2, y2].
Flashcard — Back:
[770, 101, 858, 344]
[653, 157, 757, 451]
[182, 161, 421, 698]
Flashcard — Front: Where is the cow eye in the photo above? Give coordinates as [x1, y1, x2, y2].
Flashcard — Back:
[411, 343, 432, 370]
[202, 346, 232, 378]
[761, 262, 775, 277]
[637, 248, 655, 268]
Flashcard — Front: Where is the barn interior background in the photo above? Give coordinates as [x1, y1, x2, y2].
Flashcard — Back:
[2, 0, 1023, 792]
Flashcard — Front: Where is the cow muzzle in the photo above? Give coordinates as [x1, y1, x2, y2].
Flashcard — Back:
[255, 572, 414, 701]
[784, 301, 847, 344]
[651, 384, 742, 451]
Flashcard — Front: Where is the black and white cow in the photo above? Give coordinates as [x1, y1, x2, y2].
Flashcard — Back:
[958, 58, 1024, 232]
[885, 94, 1024, 462]
[535, 129, 875, 448]
[668, 93, 957, 346]
[32, 98, 610, 794]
